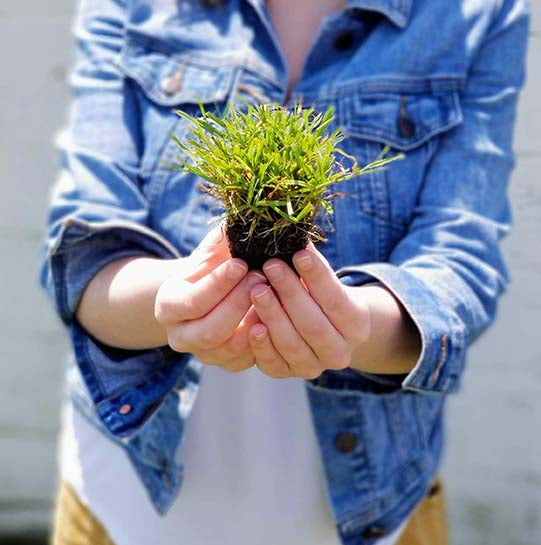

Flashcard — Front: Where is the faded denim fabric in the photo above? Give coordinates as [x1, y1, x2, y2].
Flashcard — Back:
[39, 0, 530, 543]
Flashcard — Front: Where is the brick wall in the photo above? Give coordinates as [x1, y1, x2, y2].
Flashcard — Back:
[0, 2, 539, 543]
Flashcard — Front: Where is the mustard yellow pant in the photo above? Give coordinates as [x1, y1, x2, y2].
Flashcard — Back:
[51, 478, 448, 545]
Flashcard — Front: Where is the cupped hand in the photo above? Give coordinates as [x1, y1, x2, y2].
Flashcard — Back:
[248, 243, 371, 379]
[180, 224, 235, 283]
[155, 225, 266, 372]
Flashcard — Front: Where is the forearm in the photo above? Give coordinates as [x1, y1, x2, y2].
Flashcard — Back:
[75, 256, 190, 350]
[348, 285, 421, 375]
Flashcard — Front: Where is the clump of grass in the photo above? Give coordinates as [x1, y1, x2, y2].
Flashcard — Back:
[169, 101, 402, 269]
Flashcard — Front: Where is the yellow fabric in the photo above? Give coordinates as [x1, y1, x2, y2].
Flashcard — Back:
[51, 480, 115, 545]
[396, 478, 449, 545]
[51, 477, 448, 545]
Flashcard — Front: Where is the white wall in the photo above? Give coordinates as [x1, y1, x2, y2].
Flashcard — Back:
[0, 1, 73, 533]
[442, 6, 541, 544]
[0, 1, 539, 542]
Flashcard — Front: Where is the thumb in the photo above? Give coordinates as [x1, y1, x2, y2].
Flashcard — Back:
[185, 222, 233, 282]
[195, 222, 230, 256]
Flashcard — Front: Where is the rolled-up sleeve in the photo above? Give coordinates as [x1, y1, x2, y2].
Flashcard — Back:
[38, 0, 191, 439]
[39, 0, 180, 325]
[338, 0, 530, 394]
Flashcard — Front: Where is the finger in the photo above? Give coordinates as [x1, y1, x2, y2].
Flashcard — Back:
[262, 259, 349, 366]
[192, 308, 260, 372]
[196, 223, 228, 250]
[218, 305, 260, 358]
[249, 324, 293, 379]
[180, 272, 266, 350]
[221, 356, 256, 373]
[191, 225, 231, 266]
[250, 284, 322, 379]
[292, 248, 370, 342]
[195, 350, 255, 373]
[155, 258, 248, 325]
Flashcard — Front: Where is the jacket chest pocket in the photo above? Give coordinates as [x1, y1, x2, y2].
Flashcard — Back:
[337, 86, 463, 262]
[116, 40, 240, 254]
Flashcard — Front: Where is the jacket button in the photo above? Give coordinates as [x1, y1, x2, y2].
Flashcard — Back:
[333, 30, 355, 51]
[334, 431, 357, 453]
[119, 404, 132, 415]
[398, 115, 415, 139]
[161, 75, 182, 96]
[362, 526, 385, 539]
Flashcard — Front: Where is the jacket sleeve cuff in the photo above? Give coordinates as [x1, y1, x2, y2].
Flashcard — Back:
[41, 217, 191, 439]
[43, 217, 182, 325]
[336, 263, 467, 395]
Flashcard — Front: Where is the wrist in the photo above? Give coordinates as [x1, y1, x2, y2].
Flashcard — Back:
[76, 255, 185, 349]
[347, 284, 421, 375]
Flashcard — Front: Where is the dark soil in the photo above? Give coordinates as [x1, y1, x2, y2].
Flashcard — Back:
[226, 216, 311, 270]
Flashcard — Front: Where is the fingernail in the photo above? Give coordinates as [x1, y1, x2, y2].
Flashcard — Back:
[294, 253, 313, 272]
[228, 260, 247, 280]
[252, 285, 271, 306]
[253, 325, 266, 340]
[264, 263, 283, 282]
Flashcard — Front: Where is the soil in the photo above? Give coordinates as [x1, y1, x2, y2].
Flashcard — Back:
[226, 216, 311, 270]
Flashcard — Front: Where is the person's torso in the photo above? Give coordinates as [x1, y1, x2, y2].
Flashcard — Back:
[66, 0, 512, 542]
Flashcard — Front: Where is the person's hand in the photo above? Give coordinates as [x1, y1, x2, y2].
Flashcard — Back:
[154, 225, 266, 372]
[179, 224, 236, 283]
[248, 243, 371, 379]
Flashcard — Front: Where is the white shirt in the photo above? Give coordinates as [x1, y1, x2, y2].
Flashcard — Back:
[59, 365, 408, 545]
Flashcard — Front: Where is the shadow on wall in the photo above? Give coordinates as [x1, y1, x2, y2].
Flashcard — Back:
[0, 533, 48, 545]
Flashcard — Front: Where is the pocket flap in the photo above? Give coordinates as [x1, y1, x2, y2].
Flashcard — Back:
[343, 89, 463, 151]
[116, 40, 237, 107]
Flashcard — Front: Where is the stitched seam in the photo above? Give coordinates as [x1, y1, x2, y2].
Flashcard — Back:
[346, 114, 459, 143]
[145, 116, 186, 209]
[430, 334, 448, 383]
[236, 83, 271, 103]
[358, 207, 409, 229]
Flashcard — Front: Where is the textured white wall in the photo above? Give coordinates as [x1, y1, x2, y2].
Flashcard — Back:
[442, 7, 541, 544]
[0, 1, 74, 533]
[0, 1, 539, 542]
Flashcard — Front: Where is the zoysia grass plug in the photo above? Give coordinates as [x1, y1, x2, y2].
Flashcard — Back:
[170, 101, 402, 269]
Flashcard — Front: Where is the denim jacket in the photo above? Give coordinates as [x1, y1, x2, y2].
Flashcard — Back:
[39, 0, 529, 543]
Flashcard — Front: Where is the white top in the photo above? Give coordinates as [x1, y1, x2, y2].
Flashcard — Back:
[58, 365, 408, 545]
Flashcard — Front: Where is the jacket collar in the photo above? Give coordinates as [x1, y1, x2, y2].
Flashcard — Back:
[345, 0, 412, 28]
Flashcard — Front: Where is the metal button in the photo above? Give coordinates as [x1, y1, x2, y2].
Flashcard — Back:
[161, 74, 182, 96]
[333, 30, 355, 51]
[119, 404, 132, 415]
[236, 83, 271, 104]
[334, 431, 357, 453]
[362, 526, 385, 539]
[398, 95, 416, 138]
[398, 115, 416, 138]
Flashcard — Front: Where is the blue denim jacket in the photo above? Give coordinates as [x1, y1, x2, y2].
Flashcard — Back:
[39, 0, 529, 542]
